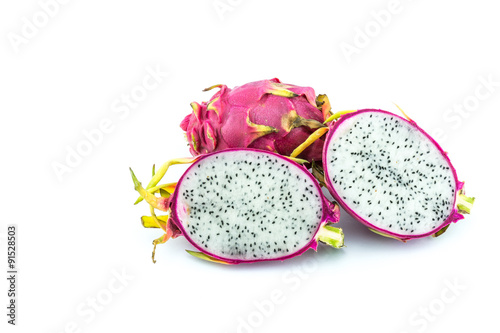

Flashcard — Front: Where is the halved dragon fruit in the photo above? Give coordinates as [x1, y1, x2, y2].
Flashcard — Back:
[130, 149, 344, 264]
[179, 78, 332, 163]
[292, 108, 475, 241]
[322, 109, 474, 240]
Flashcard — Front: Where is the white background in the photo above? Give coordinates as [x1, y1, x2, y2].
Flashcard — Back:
[1, 0, 498, 332]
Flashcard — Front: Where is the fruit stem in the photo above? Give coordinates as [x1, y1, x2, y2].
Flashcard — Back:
[148, 182, 177, 195]
[311, 161, 326, 187]
[393, 103, 413, 122]
[203, 84, 223, 92]
[130, 168, 169, 212]
[134, 157, 197, 205]
[284, 156, 309, 164]
[290, 127, 329, 158]
[152, 233, 169, 264]
[432, 224, 450, 238]
[149, 205, 172, 263]
[316, 94, 332, 121]
[368, 228, 406, 242]
[185, 250, 232, 265]
[456, 193, 475, 214]
[265, 81, 299, 98]
[316, 223, 344, 248]
[141, 215, 168, 230]
[323, 110, 357, 124]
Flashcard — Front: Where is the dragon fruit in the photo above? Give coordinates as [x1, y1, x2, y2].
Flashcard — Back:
[179, 78, 332, 163]
[319, 109, 474, 241]
[130, 149, 344, 264]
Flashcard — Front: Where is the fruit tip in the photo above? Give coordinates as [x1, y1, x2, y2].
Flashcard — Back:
[393, 102, 413, 122]
[185, 250, 231, 265]
[202, 84, 222, 92]
[129, 167, 141, 191]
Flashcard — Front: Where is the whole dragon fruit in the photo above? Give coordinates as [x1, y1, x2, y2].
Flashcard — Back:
[130, 149, 344, 264]
[179, 78, 331, 163]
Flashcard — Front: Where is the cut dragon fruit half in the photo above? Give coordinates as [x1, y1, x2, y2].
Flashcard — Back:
[130, 149, 344, 264]
[321, 109, 474, 241]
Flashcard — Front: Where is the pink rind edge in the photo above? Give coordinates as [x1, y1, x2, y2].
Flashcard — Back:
[322, 109, 464, 241]
[169, 148, 339, 264]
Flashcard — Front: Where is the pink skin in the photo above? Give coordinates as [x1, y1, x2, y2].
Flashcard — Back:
[322, 109, 464, 241]
[166, 148, 340, 264]
[180, 78, 326, 163]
